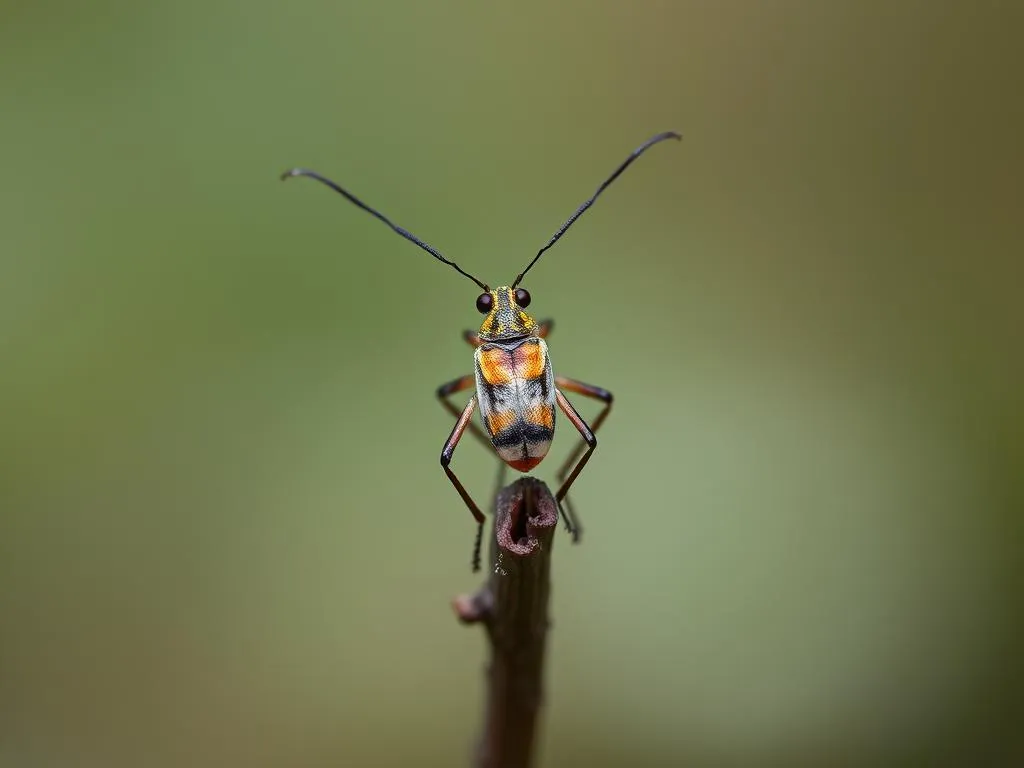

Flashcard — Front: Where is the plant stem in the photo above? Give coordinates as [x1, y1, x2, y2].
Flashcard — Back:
[453, 477, 558, 768]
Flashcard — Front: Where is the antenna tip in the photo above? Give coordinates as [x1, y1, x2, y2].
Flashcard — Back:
[280, 168, 302, 181]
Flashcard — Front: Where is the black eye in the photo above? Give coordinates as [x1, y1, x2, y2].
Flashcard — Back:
[514, 288, 531, 308]
[476, 292, 493, 314]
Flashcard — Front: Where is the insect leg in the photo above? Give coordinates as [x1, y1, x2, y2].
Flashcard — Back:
[462, 329, 484, 347]
[440, 395, 488, 570]
[437, 374, 491, 450]
[437, 373, 508, 568]
[553, 389, 599, 542]
[551, 377, 613, 541]
[553, 377, 613, 481]
[536, 318, 554, 339]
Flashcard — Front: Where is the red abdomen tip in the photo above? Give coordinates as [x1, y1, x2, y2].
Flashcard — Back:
[508, 456, 544, 472]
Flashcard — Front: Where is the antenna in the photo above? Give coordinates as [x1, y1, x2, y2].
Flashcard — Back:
[512, 131, 681, 288]
[281, 168, 489, 291]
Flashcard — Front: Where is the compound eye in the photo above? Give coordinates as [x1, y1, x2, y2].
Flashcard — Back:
[514, 288, 531, 308]
[476, 292, 493, 314]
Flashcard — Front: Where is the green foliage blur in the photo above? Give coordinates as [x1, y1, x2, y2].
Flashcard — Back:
[1, 2, 1021, 766]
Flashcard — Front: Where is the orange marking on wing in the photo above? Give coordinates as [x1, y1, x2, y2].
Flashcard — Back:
[525, 404, 554, 430]
[478, 348, 513, 385]
[509, 456, 544, 472]
[486, 409, 516, 436]
[513, 342, 546, 380]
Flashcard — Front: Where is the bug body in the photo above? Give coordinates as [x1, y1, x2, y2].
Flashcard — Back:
[282, 131, 679, 569]
[474, 287, 554, 472]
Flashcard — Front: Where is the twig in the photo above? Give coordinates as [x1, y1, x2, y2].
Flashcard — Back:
[452, 477, 558, 768]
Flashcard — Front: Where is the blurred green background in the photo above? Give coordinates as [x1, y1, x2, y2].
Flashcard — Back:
[1, 1, 1021, 766]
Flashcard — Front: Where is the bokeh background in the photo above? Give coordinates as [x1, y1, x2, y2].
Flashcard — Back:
[1, 1, 1021, 766]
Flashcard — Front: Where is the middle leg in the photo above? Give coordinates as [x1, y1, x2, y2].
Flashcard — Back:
[552, 377, 613, 542]
[436, 373, 506, 568]
[553, 389, 599, 542]
[439, 395, 488, 571]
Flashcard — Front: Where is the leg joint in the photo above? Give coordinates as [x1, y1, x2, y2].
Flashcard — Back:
[437, 374, 475, 399]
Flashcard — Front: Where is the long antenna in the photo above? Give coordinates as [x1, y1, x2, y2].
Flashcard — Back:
[281, 168, 489, 291]
[512, 131, 681, 288]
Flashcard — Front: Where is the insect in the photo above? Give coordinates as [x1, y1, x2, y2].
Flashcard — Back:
[282, 131, 679, 569]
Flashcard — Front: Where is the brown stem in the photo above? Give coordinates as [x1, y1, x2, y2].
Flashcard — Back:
[452, 477, 558, 768]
